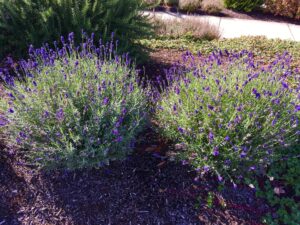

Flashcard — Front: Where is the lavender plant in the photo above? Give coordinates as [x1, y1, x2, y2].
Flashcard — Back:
[154, 50, 300, 183]
[0, 33, 149, 169]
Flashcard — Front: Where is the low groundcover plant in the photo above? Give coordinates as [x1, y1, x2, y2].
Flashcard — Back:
[0, 33, 149, 169]
[154, 50, 299, 184]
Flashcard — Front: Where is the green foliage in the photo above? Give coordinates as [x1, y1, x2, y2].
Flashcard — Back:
[224, 0, 263, 12]
[257, 146, 300, 225]
[140, 36, 300, 68]
[154, 50, 299, 182]
[0, 37, 149, 169]
[0, 0, 153, 62]
[206, 192, 214, 208]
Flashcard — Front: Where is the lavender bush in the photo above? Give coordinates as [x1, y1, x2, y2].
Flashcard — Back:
[154, 50, 300, 183]
[0, 33, 149, 169]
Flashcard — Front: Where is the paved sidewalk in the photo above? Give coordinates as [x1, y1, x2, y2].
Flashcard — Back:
[144, 11, 300, 41]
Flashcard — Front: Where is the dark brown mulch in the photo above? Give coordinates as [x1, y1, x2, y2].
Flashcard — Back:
[0, 128, 272, 225]
[139, 49, 184, 81]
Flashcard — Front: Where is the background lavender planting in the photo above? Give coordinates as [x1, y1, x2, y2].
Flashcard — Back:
[0, 33, 149, 169]
[154, 50, 300, 182]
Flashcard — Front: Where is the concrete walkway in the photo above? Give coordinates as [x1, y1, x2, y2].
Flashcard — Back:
[144, 11, 300, 41]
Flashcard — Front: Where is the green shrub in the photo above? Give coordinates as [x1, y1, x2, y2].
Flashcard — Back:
[224, 0, 263, 12]
[154, 50, 300, 183]
[179, 0, 202, 13]
[0, 0, 153, 62]
[0, 34, 149, 169]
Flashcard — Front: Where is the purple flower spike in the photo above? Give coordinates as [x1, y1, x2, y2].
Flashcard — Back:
[112, 129, 119, 136]
[115, 136, 123, 142]
[295, 105, 300, 112]
[281, 81, 289, 89]
[217, 175, 223, 182]
[8, 108, 14, 113]
[208, 132, 214, 142]
[102, 97, 109, 105]
[252, 88, 261, 99]
[203, 165, 210, 172]
[248, 166, 256, 171]
[19, 132, 27, 139]
[178, 127, 185, 134]
[182, 160, 189, 165]
[173, 104, 177, 112]
[212, 147, 219, 156]
[55, 108, 64, 122]
[224, 136, 230, 141]
[240, 152, 247, 158]
[68, 32, 74, 43]
[0, 116, 8, 126]
[207, 105, 214, 110]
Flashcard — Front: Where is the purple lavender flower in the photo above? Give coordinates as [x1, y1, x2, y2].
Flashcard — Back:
[212, 147, 219, 156]
[43, 110, 50, 118]
[240, 152, 247, 158]
[178, 127, 185, 134]
[295, 105, 300, 112]
[173, 104, 177, 112]
[19, 132, 27, 139]
[55, 108, 64, 122]
[217, 175, 223, 182]
[207, 105, 214, 110]
[0, 116, 8, 126]
[115, 136, 123, 142]
[281, 81, 289, 89]
[112, 129, 119, 136]
[181, 160, 189, 165]
[16, 137, 22, 145]
[68, 32, 74, 43]
[102, 97, 109, 105]
[252, 88, 261, 99]
[224, 136, 230, 141]
[174, 86, 180, 95]
[248, 166, 256, 171]
[208, 132, 214, 142]
[8, 108, 14, 113]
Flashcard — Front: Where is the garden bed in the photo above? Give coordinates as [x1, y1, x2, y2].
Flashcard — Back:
[0, 128, 271, 225]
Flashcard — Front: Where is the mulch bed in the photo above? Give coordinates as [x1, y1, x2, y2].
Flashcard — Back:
[0, 50, 274, 225]
[0, 128, 271, 225]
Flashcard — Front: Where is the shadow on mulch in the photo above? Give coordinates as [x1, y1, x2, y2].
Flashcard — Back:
[0, 145, 30, 225]
[0, 129, 271, 225]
